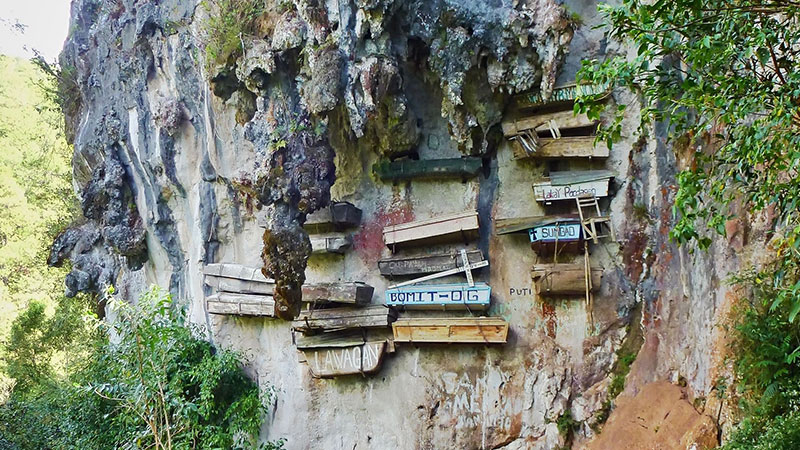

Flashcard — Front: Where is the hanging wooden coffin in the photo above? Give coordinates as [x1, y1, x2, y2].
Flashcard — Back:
[383, 211, 479, 248]
[385, 282, 491, 310]
[302, 282, 374, 306]
[300, 341, 387, 378]
[515, 82, 610, 109]
[304, 202, 363, 234]
[310, 233, 352, 254]
[292, 306, 397, 334]
[496, 215, 580, 235]
[206, 293, 276, 317]
[378, 250, 484, 276]
[532, 170, 613, 202]
[392, 317, 508, 344]
[373, 157, 482, 181]
[203, 263, 275, 295]
[531, 263, 603, 297]
[502, 110, 606, 159]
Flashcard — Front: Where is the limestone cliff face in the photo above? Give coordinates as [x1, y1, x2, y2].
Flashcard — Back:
[54, 0, 760, 448]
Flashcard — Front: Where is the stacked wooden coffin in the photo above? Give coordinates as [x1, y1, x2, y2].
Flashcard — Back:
[292, 282, 397, 378]
[259, 201, 362, 255]
[379, 211, 509, 344]
[203, 263, 277, 317]
[496, 82, 616, 304]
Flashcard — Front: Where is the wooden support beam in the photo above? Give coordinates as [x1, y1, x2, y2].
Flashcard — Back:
[392, 318, 508, 344]
[531, 263, 603, 297]
[302, 282, 374, 306]
[383, 211, 479, 248]
[495, 215, 581, 235]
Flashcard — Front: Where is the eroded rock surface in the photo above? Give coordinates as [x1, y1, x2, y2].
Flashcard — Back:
[53, 0, 758, 448]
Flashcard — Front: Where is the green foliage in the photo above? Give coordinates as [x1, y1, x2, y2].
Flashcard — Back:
[722, 299, 800, 449]
[556, 409, 579, 439]
[1, 287, 281, 449]
[0, 56, 80, 396]
[577, 3, 800, 444]
[200, 0, 264, 73]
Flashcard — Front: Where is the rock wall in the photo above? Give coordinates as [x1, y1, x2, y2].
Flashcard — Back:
[54, 0, 766, 448]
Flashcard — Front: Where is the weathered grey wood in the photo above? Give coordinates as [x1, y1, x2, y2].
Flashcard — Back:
[310, 233, 352, 254]
[501, 110, 596, 137]
[203, 263, 273, 282]
[206, 293, 276, 317]
[383, 211, 479, 248]
[511, 136, 609, 159]
[294, 330, 366, 349]
[495, 215, 581, 235]
[304, 202, 363, 234]
[392, 318, 508, 344]
[204, 275, 275, 295]
[302, 282, 374, 305]
[531, 263, 603, 296]
[515, 82, 610, 109]
[373, 157, 482, 181]
[303, 341, 386, 378]
[378, 250, 484, 276]
[293, 306, 396, 333]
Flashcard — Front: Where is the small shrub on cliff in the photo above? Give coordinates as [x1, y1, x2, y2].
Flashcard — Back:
[0, 287, 281, 449]
[201, 0, 264, 73]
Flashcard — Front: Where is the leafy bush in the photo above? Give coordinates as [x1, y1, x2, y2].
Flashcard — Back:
[0, 287, 281, 450]
[201, 0, 264, 73]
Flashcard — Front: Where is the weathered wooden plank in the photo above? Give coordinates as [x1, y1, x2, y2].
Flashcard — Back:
[206, 293, 276, 317]
[304, 202, 363, 234]
[303, 341, 386, 378]
[392, 318, 508, 344]
[293, 306, 396, 333]
[515, 82, 610, 109]
[383, 211, 479, 248]
[294, 329, 366, 349]
[204, 275, 275, 295]
[378, 250, 484, 276]
[302, 282, 374, 305]
[501, 110, 596, 137]
[495, 215, 580, 235]
[510, 136, 609, 159]
[203, 263, 273, 282]
[531, 263, 603, 296]
[310, 233, 352, 254]
[373, 157, 482, 181]
[385, 282, 491, 310]
[532, 171, 613, 202]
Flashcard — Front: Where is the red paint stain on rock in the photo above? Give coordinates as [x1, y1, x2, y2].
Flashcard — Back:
[542, 302, 557, 338]
[353, 196, 414, 262]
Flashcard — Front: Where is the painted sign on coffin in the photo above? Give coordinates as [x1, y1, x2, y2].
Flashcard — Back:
[306, 341, 386, 378]
[385, 283, 491, 310]
[532, 179, 610, 202]
[528, 222, 582, 243]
